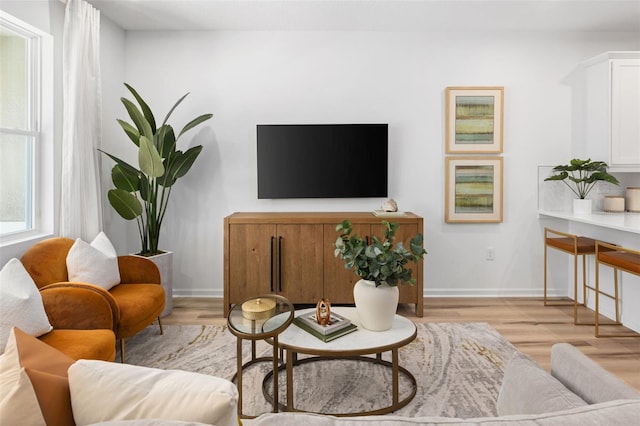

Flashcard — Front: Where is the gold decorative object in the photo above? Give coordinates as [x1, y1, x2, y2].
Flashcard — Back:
[316, 299, 331, 325]
[242, 297, 276, 320]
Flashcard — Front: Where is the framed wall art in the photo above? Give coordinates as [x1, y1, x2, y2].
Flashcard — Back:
[445, 87, 504, 154]
[445, 156, 503, 223]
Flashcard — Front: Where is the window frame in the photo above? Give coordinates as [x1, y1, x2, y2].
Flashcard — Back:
[0, 11, 54, 247]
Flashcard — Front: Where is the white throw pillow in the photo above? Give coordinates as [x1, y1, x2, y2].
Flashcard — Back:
[0, 258, 53, 353]
[68, 360, 239, 426]
[66, 232, 121, 290]
[0, 328, 47, 426]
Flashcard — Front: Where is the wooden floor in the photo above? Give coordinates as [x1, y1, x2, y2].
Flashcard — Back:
[164, 297, 640, 391]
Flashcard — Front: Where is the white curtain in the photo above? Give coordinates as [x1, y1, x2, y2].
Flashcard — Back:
[60, 0, 102, 240]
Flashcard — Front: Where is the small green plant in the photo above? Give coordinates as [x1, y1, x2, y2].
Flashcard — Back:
[99, 83, 212, 255]
[334, 220, 426, 287]
[544, 158, 619, 199]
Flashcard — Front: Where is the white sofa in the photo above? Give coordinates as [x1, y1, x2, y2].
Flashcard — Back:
[245, 343, 640, 426]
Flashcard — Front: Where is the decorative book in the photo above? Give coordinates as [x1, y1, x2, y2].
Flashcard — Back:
[296, 311, 352, 335]
[293, 317, 358, 342]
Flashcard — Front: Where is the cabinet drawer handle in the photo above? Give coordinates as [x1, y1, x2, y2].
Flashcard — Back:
[278, 236, 283, 292]
[270, 236, 275, 292]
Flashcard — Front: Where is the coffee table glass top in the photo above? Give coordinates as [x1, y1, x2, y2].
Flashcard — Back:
[277, 306, 416, 355]
[227, 294, 294, 338]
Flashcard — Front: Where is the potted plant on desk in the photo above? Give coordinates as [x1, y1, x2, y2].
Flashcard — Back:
[99, 83, 213, 315]
[334, 220, 426, 331]
[544, 158, 619, 214]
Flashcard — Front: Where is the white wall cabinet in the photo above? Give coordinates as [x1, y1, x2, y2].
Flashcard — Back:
[583, 52, 640, 172]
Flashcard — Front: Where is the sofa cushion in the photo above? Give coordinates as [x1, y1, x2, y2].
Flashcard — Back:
[67, 232, 120, 290]
[0, 327, 76, 426]
[0, 258, 53, 353]
[68, 360, 239, 426]
[496, 353, 587, 416]
[550, 342, 640, 404]
[38, 328, 116, 361]
[243, 400, 640, 425]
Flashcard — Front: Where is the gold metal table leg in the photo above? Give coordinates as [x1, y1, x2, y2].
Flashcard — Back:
[236, 338, 243, 417]
[392, 348, 399, 405]
[272, 336, 279, 412]
[286, 349, 294, 410]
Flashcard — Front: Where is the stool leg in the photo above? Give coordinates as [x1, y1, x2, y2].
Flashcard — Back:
[595, 259, 600, 337]
[573, 252, 579, 324]
[581, 254, 588, 306]
[614, 268, 620, 324]
[544, 243, 549, 305]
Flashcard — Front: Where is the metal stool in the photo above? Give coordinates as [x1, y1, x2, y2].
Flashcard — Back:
[595, 242, 640, 338]
[544, 228, 601, 324]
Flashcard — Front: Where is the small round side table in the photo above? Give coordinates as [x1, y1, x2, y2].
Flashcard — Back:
[227, 294, 294, 418]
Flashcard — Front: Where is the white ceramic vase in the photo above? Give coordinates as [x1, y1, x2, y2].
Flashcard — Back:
[353, 279, 399, 331]
[572, 199, 592, 215]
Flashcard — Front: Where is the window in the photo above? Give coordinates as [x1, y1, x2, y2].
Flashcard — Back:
[0, 12, 53, 242]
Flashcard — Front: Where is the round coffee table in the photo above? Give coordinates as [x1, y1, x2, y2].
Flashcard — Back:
[265, 306, 417, 416]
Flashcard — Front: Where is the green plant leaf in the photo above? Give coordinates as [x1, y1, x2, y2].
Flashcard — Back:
[98, 149, 140, 176]
[161, 92, 190, 126]
[108, 189, 142, 220]
[122, 97, 153, 140]
[172, 145, 203, 179]
[139, 174, 150, 202]
[112, 164, 140, 192]
[156, 125, 176, 159]
[124, 83, 156, 133]
[139, 136, 165, 178]
[178, 114, 213, 138]
[117, 119, 141, 146]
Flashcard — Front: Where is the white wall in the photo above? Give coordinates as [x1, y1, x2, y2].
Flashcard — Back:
[100, 29, 640, 301]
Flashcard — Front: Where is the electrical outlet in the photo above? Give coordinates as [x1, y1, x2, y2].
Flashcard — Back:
[486, 247, 495, 261]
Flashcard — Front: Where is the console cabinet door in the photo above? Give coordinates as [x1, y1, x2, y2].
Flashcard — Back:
[228, 224, 276, 304]
[323, 223, 371, 303]
[276, 224, 324, 303]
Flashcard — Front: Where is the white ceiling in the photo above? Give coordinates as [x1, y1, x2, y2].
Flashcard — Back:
[86, 0, 640, 32]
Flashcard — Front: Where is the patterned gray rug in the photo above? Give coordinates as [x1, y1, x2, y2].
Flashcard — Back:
[121, 323, 518, 418]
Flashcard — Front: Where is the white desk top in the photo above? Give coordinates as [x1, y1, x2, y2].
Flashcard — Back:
[538, 210, 640, 234]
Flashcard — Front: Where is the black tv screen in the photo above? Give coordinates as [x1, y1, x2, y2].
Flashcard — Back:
[257, 124, 388, 199]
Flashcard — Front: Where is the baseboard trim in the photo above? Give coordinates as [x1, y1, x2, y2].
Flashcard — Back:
[173, 289, 222, 298]
[423, 288, 562, 298]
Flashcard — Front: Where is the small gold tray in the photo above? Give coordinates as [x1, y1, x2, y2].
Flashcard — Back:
[242, 298, 276, 320]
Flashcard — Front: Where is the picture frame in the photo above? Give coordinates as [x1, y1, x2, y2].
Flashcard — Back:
[445, 156, 503, 223]
[445, 87, 504, 154]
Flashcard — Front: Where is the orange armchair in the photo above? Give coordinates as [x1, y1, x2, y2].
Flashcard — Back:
[21, 237, 166, 362]
[38, 283, 117, 361]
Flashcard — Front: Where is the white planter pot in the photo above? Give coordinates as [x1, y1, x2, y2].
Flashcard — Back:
[572, 199, 592, 215]
[134, 251, 173, 317]
[353, 279, 399, 331]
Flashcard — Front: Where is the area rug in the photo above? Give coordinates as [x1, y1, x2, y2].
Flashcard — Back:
[120, 322, 519, 418]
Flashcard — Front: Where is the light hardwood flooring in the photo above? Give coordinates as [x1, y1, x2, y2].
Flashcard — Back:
[163, 297, 640, 391]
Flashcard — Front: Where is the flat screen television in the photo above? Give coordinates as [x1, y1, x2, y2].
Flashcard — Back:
[257, 124, 388, 199]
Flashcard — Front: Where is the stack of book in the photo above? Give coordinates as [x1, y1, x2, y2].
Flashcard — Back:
[293, 311, 357, 342]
